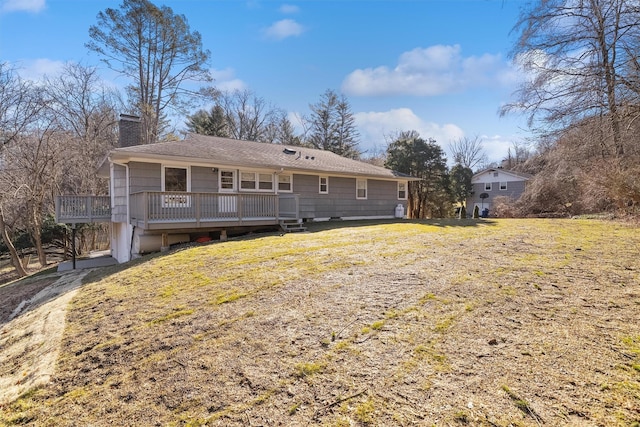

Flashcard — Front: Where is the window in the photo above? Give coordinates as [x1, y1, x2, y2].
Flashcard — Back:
[162, 165, 190, 207]
[278, 174, 292, 192]
[240, 171, 274, 191]
[164, 166, 188, 192]
[220, 170, 235, 191]
[240, 172, 256, 190]
[319, 176, 328, 194]
[484, 182, 492, 191]
[356, 179, 367, 199]
[259, 173, 273, 190]
[493, 172, 499, 178]
[398, 182, 407, 200]
[500, 182, 508, 190]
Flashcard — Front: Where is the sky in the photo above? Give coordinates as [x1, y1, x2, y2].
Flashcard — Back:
[0, 0, 533, 163]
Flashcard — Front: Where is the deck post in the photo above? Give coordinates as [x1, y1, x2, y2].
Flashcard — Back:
[71, 224, 77, 270]
[161, 232, 169, 252]
[220, 229, 227, 242]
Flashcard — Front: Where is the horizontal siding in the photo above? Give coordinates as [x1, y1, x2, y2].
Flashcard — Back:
[294, 174, 404, 219]
[192, 166, 218, 192]
[467, 180, 528, 210]
[129, 161, 161, 193]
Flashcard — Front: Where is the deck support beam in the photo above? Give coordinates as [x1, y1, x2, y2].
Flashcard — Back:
[160, 233, 169, 252]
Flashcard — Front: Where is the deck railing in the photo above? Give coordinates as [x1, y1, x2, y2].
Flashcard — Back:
[55, 195, 111, 224]
[129, 191, 299, 228]
[56, 192, 299, 228]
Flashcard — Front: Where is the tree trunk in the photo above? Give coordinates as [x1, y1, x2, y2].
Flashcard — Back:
[0, 204, 28, 277]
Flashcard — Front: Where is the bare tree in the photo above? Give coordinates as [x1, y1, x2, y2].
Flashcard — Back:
[448, 136, 486, 170]
[501, 0, 640, 157]
[44, 63, 120, 195]
[216, 89, 283, 142]
[0, 62, 44, 147]
[87, 0, 212, 144]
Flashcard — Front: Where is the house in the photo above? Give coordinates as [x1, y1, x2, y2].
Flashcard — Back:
[55, 115, 415, 263]
[466, 168, 532, 217]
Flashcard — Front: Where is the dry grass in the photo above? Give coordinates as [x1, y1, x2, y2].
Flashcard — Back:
[1, 218, 640, 426]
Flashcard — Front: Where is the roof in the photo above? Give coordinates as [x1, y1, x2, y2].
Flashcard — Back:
[472, 168, 533, 181]
[108, 133, 416, 180]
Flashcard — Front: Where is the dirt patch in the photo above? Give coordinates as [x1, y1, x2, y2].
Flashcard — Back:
[0, 270, 89, 405]
[0, 277, 59, 324]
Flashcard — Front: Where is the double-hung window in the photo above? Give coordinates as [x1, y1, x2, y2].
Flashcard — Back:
[278, 174, 292, 192]
[398, 182, 407, 200]
[240, 171, 274, 191]
[500, 182, 508, 190]
[356, 179, 367, 199]
[485, 182, 492, 191]
[319, 176, 328, 194]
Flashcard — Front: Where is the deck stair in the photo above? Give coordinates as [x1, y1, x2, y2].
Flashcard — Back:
[280, 219, 307, 233]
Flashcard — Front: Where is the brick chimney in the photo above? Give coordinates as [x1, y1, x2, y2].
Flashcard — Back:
[118, 114, 142, 147]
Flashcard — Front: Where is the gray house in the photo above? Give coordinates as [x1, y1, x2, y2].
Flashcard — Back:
[56, 116, 415, 263]
[466, 168, 532, 216]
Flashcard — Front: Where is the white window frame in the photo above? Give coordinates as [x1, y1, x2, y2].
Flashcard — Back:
[277, 174, 293, 193]
[356, 179, 367, 200]
[161, 165, 191, 207]
[319, 176, 329, 194]
[219, 169, 236, 192]
[500, 181, 508, 190]
[397, 181, 408, 200]
[484, 182, 492, 191]
[239, 171, 274, 192]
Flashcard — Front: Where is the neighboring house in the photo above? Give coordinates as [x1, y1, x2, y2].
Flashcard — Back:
[56, 116, 415, 263]
[466, 168, 533, 216]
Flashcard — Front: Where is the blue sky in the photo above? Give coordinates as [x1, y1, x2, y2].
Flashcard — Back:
[0, 0, 532, 162]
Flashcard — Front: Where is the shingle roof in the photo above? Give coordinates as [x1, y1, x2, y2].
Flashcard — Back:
[109, 133, 414, 180]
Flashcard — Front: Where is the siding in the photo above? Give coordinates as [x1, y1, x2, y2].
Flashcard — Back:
[294, 174, 404, 219]
[467, 180, 527, 211]
[192, 166, 218, 192]
[112, 164, 128, 222]
[129, 161, 161, 193]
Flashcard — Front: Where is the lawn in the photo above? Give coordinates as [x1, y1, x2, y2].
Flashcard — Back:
[1, 218, 639, 426]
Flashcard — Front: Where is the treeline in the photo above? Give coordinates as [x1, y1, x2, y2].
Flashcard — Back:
[497, 0, 640, 217]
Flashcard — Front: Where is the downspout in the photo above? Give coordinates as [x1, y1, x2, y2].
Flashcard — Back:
[112, 159, 132, 262]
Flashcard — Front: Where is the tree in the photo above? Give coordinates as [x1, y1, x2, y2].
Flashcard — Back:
[0, 63, 44, 147]
[501, 0, 640, 157]
[385, 131, 449, 218]
[44, 62, 120, 195]
[449, 164, 473, 218]
[308, 89, 361, 159]
[448, 136, 486, 171]
[87, 0, 212, 145]
[186, 105, 229, 138]
[215, 89, 284, 142]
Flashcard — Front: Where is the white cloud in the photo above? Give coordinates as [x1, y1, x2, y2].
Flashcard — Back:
[264, 19, 304, 40]
[1, 0, 45, 13]
[354, 108, 464, 154]
[342, 44, 511, 97]
[211, 68, 247, 92]
[279, 4, 299, 14]
[16, 58, 65, 81]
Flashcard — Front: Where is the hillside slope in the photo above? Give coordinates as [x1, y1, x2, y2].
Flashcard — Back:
[1, 219, 639, 426]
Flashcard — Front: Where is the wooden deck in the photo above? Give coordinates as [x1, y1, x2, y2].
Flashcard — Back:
[55, 192, 299, 230]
